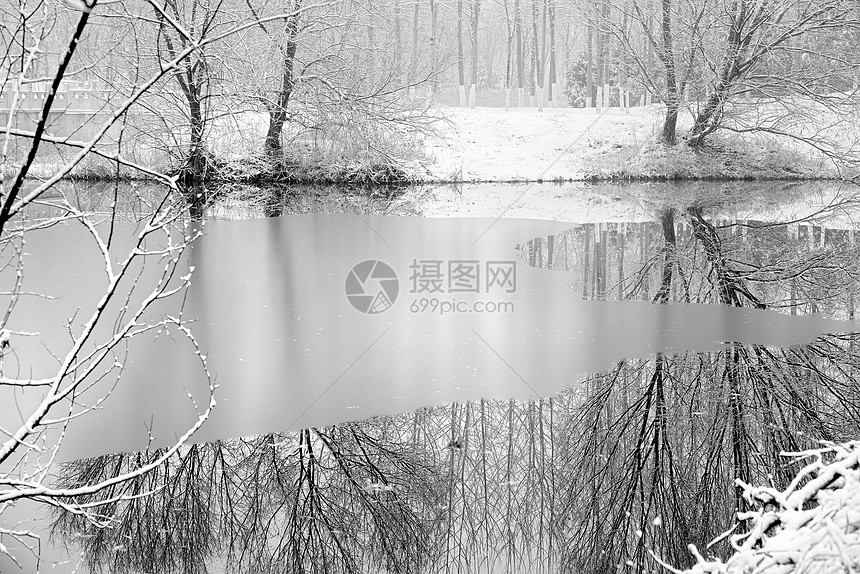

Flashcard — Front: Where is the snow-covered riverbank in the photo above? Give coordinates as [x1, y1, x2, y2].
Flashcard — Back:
[15, 104, 840, 185]
[413, 105, 838, 183]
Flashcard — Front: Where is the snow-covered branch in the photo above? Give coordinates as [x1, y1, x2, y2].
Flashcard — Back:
[683, 442, 860, 574]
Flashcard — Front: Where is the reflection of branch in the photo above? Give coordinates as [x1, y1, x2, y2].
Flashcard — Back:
[688, 207, 765, 309]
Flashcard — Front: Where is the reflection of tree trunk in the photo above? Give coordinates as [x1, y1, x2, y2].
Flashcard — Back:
[457, 403, 471, 561]
[728, 345, 752, 506]
[687, 208, 764, 308]
[445, 402, 458, 569]
[479, 399, 491, 568]
[686, 208, 762, 515]
[594, 226, 604, 298]
[547, 234, 554, 268]
[616, 225, 625, 298]
[187, 183, 206, 220]
[263, 186, 285, 217]
[505, 399, 515, 569]
[583, 224, 591, 298]
[654, 208, 676, 304]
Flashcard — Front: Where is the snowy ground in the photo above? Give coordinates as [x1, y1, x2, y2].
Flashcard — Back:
[417, 106, 658, 182]
[414, 105, 837, 183]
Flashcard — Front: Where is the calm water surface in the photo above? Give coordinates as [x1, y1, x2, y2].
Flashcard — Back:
[2, 211, 856, 461]
[1, 179, 859, 573]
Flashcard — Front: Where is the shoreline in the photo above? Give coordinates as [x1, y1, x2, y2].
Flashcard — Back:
[10, 106, 848, 186]
[17, 171, 844, 186]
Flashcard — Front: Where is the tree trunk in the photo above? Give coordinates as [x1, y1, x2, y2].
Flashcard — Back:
[408, 0, 420, 98]
[457, 0, 466, 106]
[366, 23, 375, 79]
[688, 2, 746, 146]
[620, 6, 628, 111]
[601, 1, 610, 109]
[264, 4, 301, 155]
[188, 94, 206, 181]
[158, 23, 213, 183]
[659, 0, 679, 145]
[530, 0, 541, 109]
[393, 0, 401, 70]
[430, 0, 438, 94]
[540, 0, 547, 107]
[515, 0, 524, 106]
[596, 15, 603, 110]
[586, 21, 594, 108]
[547, 0, 557, 106]
[503, 0, 513, 109]
[469, 0, 480, 107]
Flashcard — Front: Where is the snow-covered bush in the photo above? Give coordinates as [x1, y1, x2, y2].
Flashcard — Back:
[681, 442, 860, 574]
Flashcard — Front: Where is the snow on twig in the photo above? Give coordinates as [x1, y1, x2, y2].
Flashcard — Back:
[681, 441, 860, 574]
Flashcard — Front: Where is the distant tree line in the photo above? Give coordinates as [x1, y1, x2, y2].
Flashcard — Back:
[4, 0, 859, 189]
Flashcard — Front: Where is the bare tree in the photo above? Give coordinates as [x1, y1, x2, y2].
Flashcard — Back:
[458, 0, 467, 106]
[242, 0, 305, 156]
[0, 0, 312, 567]
[686, 0, 860, 162]
[468, 0, 480, 107]
[587, 0, 860, 152]
[501, 198, 860, 574]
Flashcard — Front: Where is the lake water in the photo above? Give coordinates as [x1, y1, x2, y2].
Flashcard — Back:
[2, 179, 860, 573]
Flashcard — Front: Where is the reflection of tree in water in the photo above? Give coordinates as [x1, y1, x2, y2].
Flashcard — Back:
[524, 207, 860, 574]
[53, 205, 860, 574]
[206, 184, 418, 219]
[34, 182, 419, 222]
[54, 423, 448, 574]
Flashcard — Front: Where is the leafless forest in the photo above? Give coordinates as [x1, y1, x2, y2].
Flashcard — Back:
[2, 1, 860, 573]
